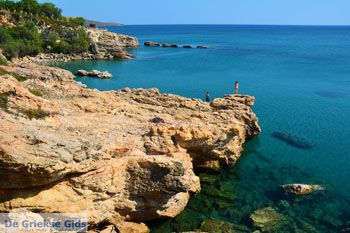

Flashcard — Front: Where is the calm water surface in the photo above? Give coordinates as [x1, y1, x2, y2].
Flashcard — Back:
[56, 25, 350, 232]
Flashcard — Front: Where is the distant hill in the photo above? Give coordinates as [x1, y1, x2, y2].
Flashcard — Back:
[85, 19, 123, 27]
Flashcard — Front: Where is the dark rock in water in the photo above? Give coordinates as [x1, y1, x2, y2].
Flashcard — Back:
[315, 91, 347, 99]
[197, 45, 209, 49]
[271, 131, 313, 149]
[281, 184, 324, 195]
[201, 219, 235, 233]
[340, 221, 350, 233]
[144, 41, 160, 47]
[162, 43, 171, 47]
[250, 207, 283, 232]
[183, 45, 192, 48]
[170, 44, 179, 48]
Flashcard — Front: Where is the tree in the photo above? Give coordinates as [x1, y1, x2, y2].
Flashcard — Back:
[0, 0, 18, 11]
[40, 2, 61, 19]
[18, 0, 40, 15]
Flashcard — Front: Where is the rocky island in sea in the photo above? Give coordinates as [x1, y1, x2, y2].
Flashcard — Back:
[0, 1, 261, 232]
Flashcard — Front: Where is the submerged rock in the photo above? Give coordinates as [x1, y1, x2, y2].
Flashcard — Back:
[281, 184, 324, 195]
[171, 44, 179, 48]
[197, 46, 209, 49]
[183, 45, 192, 48]
[271, 131, 313, 149]
[162, 43, 172, 47]
[201, 219, 235, 233]
[250, 207, 283, 232]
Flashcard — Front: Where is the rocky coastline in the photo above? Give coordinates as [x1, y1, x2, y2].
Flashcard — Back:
[15, 28, 139, 64]
[0, 59, 261, 232]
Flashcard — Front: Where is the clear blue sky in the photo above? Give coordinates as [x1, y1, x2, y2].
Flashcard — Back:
[38, 0, 349, 25]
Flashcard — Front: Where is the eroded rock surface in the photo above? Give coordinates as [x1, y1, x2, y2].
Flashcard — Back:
[86, 28, 138, 59]
[0, 61, 260, 231]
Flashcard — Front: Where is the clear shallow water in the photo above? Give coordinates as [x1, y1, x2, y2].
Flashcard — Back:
[56, 25, 350, 232]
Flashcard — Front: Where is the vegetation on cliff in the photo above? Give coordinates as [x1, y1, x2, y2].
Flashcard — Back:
[0, 0, 90, 59]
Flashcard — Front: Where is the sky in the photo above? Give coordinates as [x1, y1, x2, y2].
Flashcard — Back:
[38, 0, 350, 26]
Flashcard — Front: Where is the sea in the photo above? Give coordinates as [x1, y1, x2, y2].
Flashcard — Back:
[55, 25, 350, 232]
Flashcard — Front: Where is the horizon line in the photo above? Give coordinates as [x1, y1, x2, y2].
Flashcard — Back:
[104, 23, 350, 27]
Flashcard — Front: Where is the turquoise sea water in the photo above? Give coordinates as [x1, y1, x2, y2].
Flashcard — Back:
[56, 25, 350, 232]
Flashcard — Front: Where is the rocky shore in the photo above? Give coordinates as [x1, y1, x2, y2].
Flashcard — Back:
[0, 61, 260, 232]
[19, 28, 139, 64]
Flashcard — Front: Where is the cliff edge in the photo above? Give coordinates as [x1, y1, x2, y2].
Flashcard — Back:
[0, 62, 260, 232]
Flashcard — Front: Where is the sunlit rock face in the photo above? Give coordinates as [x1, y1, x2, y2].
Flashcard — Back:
[0, 61, 260, 230]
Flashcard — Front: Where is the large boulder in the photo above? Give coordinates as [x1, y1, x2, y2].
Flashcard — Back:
[281, 184, 324, 195]
[76, 69, 113, 79]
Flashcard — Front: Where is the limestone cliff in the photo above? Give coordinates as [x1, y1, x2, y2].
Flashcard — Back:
[0, 62, 260, 232]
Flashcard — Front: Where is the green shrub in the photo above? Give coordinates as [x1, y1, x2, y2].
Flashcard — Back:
[69, 29, 90, 53]
[13, 73, 27, 82]
[0, 27, 10, 44]
[0, 0, 91, 58]
[47, 28, 90, 54]
[21, 108, 50, 120]
[29, 89, 43, 96]
[66, 17, 85, 27]
[0, 92, 11, 111]
[2, 41, 18, 58]
[0, 53, 8, 65]
[40, 2, 61, 19]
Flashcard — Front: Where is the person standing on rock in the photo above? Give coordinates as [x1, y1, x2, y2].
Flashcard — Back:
[235, 81, 239, 94]
[205, 92, 210, 102]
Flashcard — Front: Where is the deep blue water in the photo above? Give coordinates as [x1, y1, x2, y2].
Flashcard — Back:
[56, 25, 350, 232]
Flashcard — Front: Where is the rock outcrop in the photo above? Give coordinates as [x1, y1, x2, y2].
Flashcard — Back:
[144, 41, 161, 47]
[281, 184, 324, 195]
[76, 69, 113, 79]
[86, 28, 138, 59]
[0, 12, 16, 28]
[0, 61, 260, 231]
